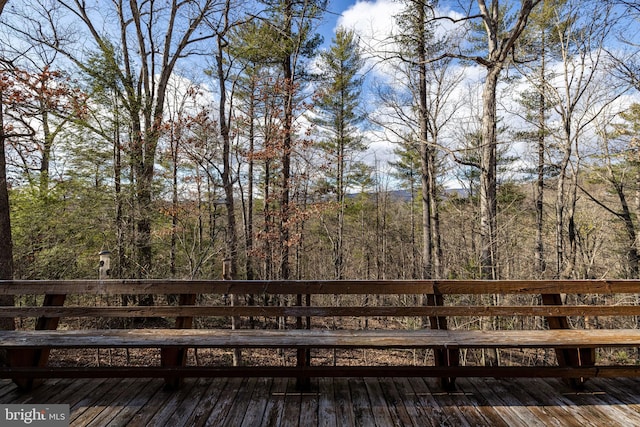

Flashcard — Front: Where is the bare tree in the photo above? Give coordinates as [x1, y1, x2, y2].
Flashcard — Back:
[440, 0, 542, 278]
[544, 1, 620, 278]
[51, 0, 219, 278]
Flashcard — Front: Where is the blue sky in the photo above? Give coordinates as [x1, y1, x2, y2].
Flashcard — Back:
[317, 0, 399, 46]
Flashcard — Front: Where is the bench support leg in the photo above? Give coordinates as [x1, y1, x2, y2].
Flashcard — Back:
[542, 293, 595, 389]
[8, 294, 66, 391]
[427, 294, 459, 391]
[161, 293, 196, 389]
[295, 294, 312, 391]
[295, 348, 311, 391]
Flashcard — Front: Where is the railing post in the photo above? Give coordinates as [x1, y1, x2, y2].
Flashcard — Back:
[426, 291, 459, 391]
[161, 292, 196, 389]
[224, 259, 242, 367]
[542, 293, 595, 389]
[8, 293, 66, 391]
[295, 291, 311, 391]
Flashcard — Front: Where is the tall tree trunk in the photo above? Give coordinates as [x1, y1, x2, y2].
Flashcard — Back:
[245, 89, 256, 281]
[264, 158, 273, 280]
[279, 93, 292, 280]
[39, 110, 51, 196]
[335, 118, 345, 280]
[0, 89, 15, 340]
[170, 131, 178, 278]
[417, 2, 433, 280]
[480, 68, 500, 280]
[217, 29, 238, 281]
[535, 31, 546, 276]
[555, 114, 573, 278]
[614, 183, 639, 278]
[420, 143, 432, 279]
[428, 147, 442, 279]
[113, 101, 126, 279]
[280, 17, 293, 280]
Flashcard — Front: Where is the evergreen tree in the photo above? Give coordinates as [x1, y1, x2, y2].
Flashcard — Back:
[313, 27, 366, 279]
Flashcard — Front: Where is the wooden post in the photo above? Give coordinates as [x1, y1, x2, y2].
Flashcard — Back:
[427, 293, 459, 391]
[98, 250, 111, 280]
[542, 293, 595, 389]
[224, 258, 242, 366]
[295, 292, 311, 391]
[161, 292, 196, 389]
[8, 293, 66, 391]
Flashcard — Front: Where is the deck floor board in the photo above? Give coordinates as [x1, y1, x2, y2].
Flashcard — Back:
[2, 377, 640, 426]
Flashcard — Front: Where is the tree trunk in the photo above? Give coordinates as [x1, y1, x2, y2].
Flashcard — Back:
[281, 34, 293, 281]
[614, 183, 639, 278]
[217, 33, 238, 281]
[535, 31, 546, 276]
[417, 2, 433, 280]
[245, 89, 256, 281]
[479, 68, 500, 280]
[0, 89, 15, 369]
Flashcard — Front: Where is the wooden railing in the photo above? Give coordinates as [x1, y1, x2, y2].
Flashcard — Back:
[1, 279, 640, 391]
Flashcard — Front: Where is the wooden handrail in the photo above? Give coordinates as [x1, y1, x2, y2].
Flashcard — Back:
[2, 304, 640, 318]
[1, 279, 640, 295]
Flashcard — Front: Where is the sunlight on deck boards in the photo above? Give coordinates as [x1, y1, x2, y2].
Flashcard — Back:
[2, 377, 640, 426]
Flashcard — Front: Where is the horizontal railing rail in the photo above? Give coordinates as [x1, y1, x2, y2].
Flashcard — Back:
[1, 279, 640, 295]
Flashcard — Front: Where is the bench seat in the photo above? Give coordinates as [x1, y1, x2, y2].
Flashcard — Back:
[2, 328, 640, 349]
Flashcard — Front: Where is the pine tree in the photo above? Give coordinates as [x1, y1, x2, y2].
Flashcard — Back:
[313, 27, 366, 279]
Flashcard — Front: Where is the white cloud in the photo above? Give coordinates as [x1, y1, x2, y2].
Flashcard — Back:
[336, 0, 397, 44]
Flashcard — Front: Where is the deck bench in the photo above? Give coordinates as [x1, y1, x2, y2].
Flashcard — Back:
[1, 279, 640, 391]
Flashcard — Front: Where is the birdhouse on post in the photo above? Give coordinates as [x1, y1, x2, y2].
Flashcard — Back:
[222, 258, 232, 280]
[99, 250, 111, 279]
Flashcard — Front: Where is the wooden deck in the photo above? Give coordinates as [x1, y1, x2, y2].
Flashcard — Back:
[2, 377, 640, 426]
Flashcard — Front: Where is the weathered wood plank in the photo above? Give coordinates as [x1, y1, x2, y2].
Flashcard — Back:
[8, 304, 640, 318]
[392, 377, 440, 427]
[317, 377, 337, 427]
[224, 377, 259, 426]
[462, 377, 535, 427]
[84, 379, 151, 427]
[424, 380, 495, 426]
[407, 377, 467, 426]
[5, 377, 640, 426]
[124, 380, 175, 427]
[72, 378, 140, 425]
[202, 377, 243, 426]
[454, 379, 509, 427]
[334, 378, 356, 426]
[363, 377, 401, 426]
[68, 378, 128, 425]
[490, 377, 568, 427]
[181, 377, 229, 427]
[496, 378, 581, 427]
[514, 379, 591, 426]
[7, 365, 640, 380]
[280, 378, 303, 427]
[299, 382, 319, 427]
[261, 377, 288, 427]
[142, 378, 199, 426]
[101, 378, 161, 426]
[377, 377, 416, 427]
[348, 378, 377, 427]
[240, 377, 274, 427]
[1, 329, 639, 350]
[561, 381, 640, 425]
[601, 377, 640, 416]
[3, 279, 640, 296]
